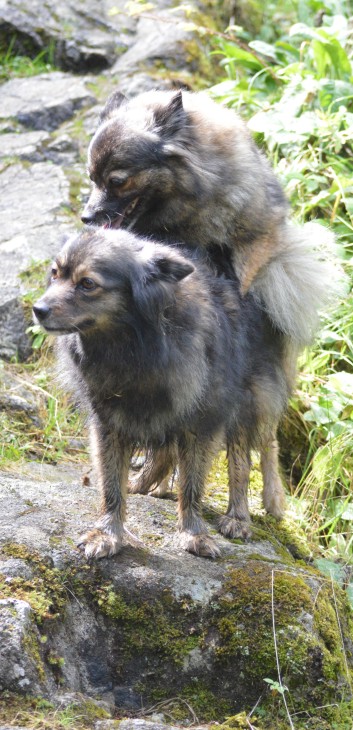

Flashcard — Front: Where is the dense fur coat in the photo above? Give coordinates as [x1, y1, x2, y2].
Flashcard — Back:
[82, 89, 335, 345]
[33, 228, 292, 559]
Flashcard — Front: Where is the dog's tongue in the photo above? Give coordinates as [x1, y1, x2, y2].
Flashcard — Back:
[103, 199, 138, 230]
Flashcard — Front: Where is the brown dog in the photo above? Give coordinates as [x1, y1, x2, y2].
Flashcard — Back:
[82, 89, 333, 343]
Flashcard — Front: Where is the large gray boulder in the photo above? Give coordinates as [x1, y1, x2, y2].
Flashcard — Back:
[0, 467, 352, 729]
[111, 6, 208, 77]
[0, 73, 96, 130]
[0, 0, 215, 74]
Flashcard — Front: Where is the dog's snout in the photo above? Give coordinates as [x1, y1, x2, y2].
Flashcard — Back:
[81, 206, 96, 224]
[33, 302, 51, 321]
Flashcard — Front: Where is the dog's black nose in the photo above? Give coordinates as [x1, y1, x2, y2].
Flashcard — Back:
[33, 302, 51, 321]
[81, 206, 96, 224]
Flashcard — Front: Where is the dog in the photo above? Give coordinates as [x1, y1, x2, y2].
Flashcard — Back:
[81, 88, 335, 499]
[82, 88, 334, 345]
[33, 227, 293, 560]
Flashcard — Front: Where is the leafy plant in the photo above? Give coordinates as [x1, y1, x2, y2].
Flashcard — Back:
[263, 678, 289, 696]
[211, 0, 353, 563]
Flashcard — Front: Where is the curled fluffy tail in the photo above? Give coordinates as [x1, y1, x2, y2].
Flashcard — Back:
[252, 221, 343, 346]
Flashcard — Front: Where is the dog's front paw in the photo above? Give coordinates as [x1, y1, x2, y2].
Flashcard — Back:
[77, 529, 123, 560]
[179, 531, 221, 559]
[218, 515, 252, 540]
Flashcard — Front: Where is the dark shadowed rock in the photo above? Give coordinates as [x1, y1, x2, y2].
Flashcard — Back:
[0, 0, 135, 71]
[0, 365, 43, 426]
[0, 292, 31, 361]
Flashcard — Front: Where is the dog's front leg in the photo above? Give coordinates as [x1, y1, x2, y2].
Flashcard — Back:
[177, 433, 220, 559]
[78, 417, 132, 560]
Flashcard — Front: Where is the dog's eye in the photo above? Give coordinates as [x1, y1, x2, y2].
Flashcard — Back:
[78, 277, 97, 291]
[51, 268, 58, 281]
[109, 177, 130, 190]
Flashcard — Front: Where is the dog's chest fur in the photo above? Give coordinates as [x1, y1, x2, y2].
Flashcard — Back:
[59, 306, 238, 446]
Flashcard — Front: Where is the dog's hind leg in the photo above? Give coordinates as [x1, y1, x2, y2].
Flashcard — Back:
[78, 419, 133, 559]
[177, 433, 220, 558]
[218, 434, 252, 540]
[260, 431, 286, 519]
[128, 444, 176, 497]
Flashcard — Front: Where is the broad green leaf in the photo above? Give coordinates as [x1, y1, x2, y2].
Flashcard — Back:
[220, 44, 263, 72]
[325, 420, 350, 438]
[341, 504, 353, 520]
[314, 38, 352, 80]
[290, 22, 328, 42]
[303, 400, 342, 424]
[327, 371, 353, 395]
[249, 40, 278, 62]
[314, 558, 345, 584]
[275, 41, 300, 61]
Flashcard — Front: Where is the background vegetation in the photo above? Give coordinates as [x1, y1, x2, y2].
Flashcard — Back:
[210, 0, 353, 573]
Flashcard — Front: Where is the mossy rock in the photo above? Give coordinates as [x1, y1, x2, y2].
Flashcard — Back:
[0, 464, 353, 729]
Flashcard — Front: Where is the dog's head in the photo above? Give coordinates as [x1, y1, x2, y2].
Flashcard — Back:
[82, 90, 201, 230]
[33, 228, 194, 336]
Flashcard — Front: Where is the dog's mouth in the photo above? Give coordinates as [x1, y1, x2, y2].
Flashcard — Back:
[104, 197, 139, 230]
[41, 318, 96, 335]
[40, 326, 74, 335]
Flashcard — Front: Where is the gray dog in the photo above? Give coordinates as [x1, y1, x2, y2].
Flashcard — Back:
[33, 228, 296, 559]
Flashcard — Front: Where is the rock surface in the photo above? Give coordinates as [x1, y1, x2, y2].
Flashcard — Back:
[0, 161, 75, 359]
[0, 0, 136, 71]
[0, 466, 352, 728]
[0, 73, 96, 130]
[0, 598, 48, 695]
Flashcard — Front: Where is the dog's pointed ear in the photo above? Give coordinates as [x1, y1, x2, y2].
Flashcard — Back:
[153, 90, 185, 138]
[132, 247, 194, 324]
[151, 252, 194, 283]
[99, 91, 127, 122]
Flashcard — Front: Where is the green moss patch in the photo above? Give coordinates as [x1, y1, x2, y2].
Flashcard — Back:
[0, 543, 68, 623]
[0, 692, 111, 729]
